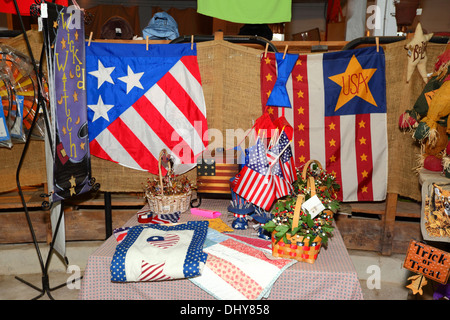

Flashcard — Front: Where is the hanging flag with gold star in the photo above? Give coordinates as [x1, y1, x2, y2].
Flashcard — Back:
[261, 46, 387, 202]
[50, 5, 93, 201]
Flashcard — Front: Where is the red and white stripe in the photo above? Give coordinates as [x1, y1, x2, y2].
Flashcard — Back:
[272, 174, 292, 198]
[261, 52, 387, 202]
[281, 156, 296, 185]
[90, 55, 208, 175]
[147, 234, 180, 249]
[139, 261, 171, 282]
[233, 166, 275, 211]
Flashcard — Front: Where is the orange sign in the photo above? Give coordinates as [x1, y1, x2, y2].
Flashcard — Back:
[403, 240, 450, 284]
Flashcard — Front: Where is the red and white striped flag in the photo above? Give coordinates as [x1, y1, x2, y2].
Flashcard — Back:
[86, 43, 208, 175]
[266, 133, 293, 198]
[277, 131, 297, 185]
[261, 47, 388, 202]
[233, 138, 276, 211]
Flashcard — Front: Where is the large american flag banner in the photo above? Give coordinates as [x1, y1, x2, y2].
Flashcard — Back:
[261, 46, 387, 202]
[86, 43, 208, 175]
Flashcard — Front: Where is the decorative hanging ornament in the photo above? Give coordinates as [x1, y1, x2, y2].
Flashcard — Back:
[405, 23, 434, 83]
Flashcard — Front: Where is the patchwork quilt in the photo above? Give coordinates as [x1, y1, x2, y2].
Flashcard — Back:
[111, 221, 209, 282]
[190, 229, 296, 300]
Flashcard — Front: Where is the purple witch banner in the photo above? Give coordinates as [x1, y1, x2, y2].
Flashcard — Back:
[52, 6, 92, 201]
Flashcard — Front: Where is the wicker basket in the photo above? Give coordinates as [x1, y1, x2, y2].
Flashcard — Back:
[271, 194, 322, 263]
[146, 150, 192, 214]
[271, 232, 322, 264]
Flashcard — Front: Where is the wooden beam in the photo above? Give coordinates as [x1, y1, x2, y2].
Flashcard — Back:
[381, 192, 398, 255]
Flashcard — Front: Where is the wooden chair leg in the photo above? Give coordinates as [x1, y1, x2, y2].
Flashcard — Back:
[381, 192, 398, 256]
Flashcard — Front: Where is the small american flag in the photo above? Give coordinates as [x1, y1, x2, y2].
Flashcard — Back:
[267, 135, 293, 198]
[278, 131, 297, 185]
[232, 138, 275, 211]
[113, 207, 181, 243]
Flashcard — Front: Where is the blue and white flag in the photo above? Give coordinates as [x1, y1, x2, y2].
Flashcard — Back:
[262, 46, 388, 202]
[86, 42, 208, 175]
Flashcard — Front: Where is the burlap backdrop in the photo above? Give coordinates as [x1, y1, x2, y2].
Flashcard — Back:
[384, 41, 447, 201]
[1, 32, 447, 200]
[0, 36, 263, 193]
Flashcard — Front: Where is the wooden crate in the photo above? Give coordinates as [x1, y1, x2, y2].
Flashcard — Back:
[335, 194, 422, 255]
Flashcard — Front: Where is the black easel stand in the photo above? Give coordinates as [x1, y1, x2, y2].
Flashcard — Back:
[11, 0, 74, 300]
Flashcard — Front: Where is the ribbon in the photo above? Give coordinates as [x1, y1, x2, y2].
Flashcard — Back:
[266, 52, 298, 108]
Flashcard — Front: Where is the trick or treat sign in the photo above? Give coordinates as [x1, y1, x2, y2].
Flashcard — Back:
[403, 240, 450, 284]
[52, 6, 92, 201]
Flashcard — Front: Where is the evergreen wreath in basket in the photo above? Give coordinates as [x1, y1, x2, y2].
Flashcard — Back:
[293, 160, 341, 215]
[262, 195, 335, 246]
[263, 160, 340, 247]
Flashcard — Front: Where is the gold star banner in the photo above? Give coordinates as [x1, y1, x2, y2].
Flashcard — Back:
[260, 46, 388, 202]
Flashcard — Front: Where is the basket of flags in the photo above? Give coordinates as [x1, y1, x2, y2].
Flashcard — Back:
[144, 149, 192, 214]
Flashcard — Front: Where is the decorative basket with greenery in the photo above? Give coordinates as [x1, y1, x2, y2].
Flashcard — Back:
[293, 159, 340, 216]
[263, 194, 335, 243]
[262, 160, 340, 263]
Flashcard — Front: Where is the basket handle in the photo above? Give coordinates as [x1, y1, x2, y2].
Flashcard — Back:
[301, 159, 323, 180]
[292, 194, 304, 231]
[307, 176, 316, 197]
[158, 149, 172, 196]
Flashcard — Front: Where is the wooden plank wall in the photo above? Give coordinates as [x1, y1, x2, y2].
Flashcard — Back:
[0, 186, 145, 243]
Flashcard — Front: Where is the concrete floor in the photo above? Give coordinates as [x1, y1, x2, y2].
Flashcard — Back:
[0, 241, 438, 301]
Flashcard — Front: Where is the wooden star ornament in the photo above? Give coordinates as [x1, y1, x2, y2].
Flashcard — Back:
[405, 23, 433, 83]
[406, 274, 428, 295]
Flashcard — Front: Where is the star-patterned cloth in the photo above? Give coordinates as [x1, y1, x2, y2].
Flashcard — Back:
[260, 46, 388, 202]
[85, 42, 208, 175]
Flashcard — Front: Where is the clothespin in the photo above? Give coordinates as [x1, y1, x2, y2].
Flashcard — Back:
[283, 45, 288, 59]
[376, 36, 379, 52]
[146, 36, 149, 50]
[191, 35, 194, 50]
[88, 31, 93, 46]
[264, 43, 269, 57]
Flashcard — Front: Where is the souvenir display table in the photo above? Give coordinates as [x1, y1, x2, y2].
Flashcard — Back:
[78, 198, 363, 300]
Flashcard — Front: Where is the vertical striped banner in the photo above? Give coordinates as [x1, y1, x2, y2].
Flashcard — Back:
[261, 47, 388, 202]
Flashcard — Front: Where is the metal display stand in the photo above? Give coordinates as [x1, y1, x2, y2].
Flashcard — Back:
[10, 0, 98, 299]
[10, 0, 68, 300]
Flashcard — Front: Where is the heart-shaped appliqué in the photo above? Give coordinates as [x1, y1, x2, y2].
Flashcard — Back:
[146, 234, 180, 249]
